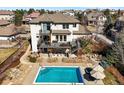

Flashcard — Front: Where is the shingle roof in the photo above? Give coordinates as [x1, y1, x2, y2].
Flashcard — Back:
[25, 12, 40, 18]
[52, 30, 71, 35]
[30, 13, 80, 23]
[87, 12, 105, 21]
[73, 25, 91, 35]
[0, 24, 17, 36]
[0, 10, 14, 15]
[0, 20, 10, 26]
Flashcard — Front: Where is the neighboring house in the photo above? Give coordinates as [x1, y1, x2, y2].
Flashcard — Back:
[29, 13, 90, 52]
[110, 9, 117, 15]
[0, 10, 14, 21]
[62, 10, 75, 16]
[22, 12, 40, 24]
[87, 12, 107, 26]
[0, 20, 10, 28]
[0, 24, 17, 41]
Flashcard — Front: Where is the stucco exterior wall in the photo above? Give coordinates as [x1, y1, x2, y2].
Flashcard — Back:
[30, 24, 41, 52]
[30, 23, 81, 52]
[0, 15, 14, 21]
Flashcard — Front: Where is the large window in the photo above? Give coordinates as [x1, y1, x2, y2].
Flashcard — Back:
[60, 35, 63, 41]
[63, 24, 69, 29]
[64, 35, 67, 41]
[47, 23, 51, 30]
[56, 35, 67, 42]
[43, 23, 51, 31]
[56, 35, 58, 41]
[73, 24, 76, 27]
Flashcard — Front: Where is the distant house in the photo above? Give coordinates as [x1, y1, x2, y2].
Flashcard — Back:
[29, 13, 90, 52]
[86, 12, 107, 26]
[109, 9, 117, 15]
[22, 12, 40, 24]
[115, 16, 124, 31]
[0, 24, 17, 41]
[62, 10, 75, 16]
[0, 10, 14, 21]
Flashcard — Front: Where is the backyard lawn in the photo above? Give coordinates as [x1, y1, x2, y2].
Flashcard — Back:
[0, 48, 18, 64]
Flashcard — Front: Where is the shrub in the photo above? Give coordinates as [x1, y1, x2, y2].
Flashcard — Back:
[47, 57, 58, 63]
[29, 56, 37, 63]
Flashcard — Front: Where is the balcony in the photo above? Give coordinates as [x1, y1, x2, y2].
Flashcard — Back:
[38, 42, 71, 49]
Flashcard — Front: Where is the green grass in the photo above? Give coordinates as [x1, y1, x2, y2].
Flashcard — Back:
[0, 48, 18, 64]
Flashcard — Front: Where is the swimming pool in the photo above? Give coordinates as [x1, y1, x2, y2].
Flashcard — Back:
[34, 66, 84, 84]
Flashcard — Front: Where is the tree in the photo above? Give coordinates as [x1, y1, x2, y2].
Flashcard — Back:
[28, 8, 35, 14]
[14, 10, 24, 26]
[103, 9, 110, 16]
[117, 9, 121, 17]
[75, 12, 83, 22]
[39, 9, 45, 15]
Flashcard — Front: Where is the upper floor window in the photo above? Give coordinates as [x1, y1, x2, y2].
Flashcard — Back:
[73, 24, 76, 27]
[47, 23, 51, 30]
[63, 24, 69, 29]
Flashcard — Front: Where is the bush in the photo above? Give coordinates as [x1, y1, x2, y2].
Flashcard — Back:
[29, 56, 37, 63]
[47, 57, 58, 63]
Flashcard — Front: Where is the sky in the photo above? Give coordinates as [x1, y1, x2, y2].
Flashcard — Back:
[0, 7, 124, 10]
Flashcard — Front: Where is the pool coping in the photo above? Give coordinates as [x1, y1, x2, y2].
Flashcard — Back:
[33, 66, 85, 85]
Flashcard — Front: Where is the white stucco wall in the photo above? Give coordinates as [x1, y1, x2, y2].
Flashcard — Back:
[30, 24, 41, 52]
[51, 23, 79, 31]
[51, 23, 79, 42]
[0, 36, 9, 40]
[0, 36, 15, 40]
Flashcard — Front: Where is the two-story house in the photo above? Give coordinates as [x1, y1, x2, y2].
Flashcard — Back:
[30, 13, 89, 53]
[87, 12, 107, 26]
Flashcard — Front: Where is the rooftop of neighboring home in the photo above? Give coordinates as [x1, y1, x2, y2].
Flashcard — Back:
[30, 13, 80, 24]
[86, 11, 106, 21]
[0, 24, 17, 37]
[0, 10, 14, 15]
[0, 20, 10, 26]
[61, 10, 75, 13]
[23, 12, 40, 22]
[118, 15, 124, 21]
[25, 12, 40, 18]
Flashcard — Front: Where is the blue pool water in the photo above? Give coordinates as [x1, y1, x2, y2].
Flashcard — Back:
[35, 67, 84, 83]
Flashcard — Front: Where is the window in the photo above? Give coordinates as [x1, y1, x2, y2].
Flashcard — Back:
[64, 35, 67, 41]
[63, 24, 69, 29]
[47, 23, 51, 30]
[56, 35, 58, 41]
[36, 36, 39, 38]
[73, 24, 76, 27]
[60, 35, 63, 41]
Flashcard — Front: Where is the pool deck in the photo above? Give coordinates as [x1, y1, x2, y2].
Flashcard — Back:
[19, 46, 104, 85]
[22, 64, 104, 85]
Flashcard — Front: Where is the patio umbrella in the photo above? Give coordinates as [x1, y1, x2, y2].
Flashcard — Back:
[70, 54, 77, 58]
[93, 64, 104, 72]
[90, 70, 105, 79]
[65, 48, 70, 53]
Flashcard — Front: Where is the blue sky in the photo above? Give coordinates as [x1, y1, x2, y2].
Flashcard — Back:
[0, 7, 124, 10]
